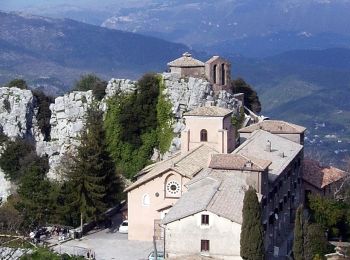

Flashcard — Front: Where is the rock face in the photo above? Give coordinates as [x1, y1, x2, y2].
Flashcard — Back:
[0, 75, 243, 198]
[161, 73, 242, 158]
[0, 168, 12, 202]
[0, 87, 38, 140]
[38, 79, 137, 179]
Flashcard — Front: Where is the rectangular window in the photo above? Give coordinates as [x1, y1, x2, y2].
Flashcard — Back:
[201, 240, 210, 252]
[201, 214, 209, 225]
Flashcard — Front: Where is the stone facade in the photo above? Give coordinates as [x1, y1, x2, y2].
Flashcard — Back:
[167, 53, 232, 94]
[205, 56, 231, 93]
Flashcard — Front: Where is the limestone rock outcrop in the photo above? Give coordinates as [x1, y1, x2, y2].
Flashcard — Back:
[0, 75, 243, 198]
[0, 87, 38, 140]
[161, 73, 242, 158]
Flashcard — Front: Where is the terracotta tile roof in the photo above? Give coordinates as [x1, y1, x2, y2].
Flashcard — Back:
[303, 160, 348, 189]
[162, 170, 248, 225]
[209, 154, 271, 171]
[238, 120, 306, 134]
[184, 106, 233, 117]
[167, 52, 205, 67]
[124, 144, 218, 192]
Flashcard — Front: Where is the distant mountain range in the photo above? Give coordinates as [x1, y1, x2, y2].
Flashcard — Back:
[0, 11, 189, 93]
[0, 10, 348, 166]
[3, 0, 350, 57]
[232, 48, 350, 166]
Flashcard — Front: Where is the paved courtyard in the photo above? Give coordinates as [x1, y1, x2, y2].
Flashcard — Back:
[52, 228, 162, 260]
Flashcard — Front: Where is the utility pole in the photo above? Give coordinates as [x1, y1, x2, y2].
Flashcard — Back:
[153, 235, 158, 260]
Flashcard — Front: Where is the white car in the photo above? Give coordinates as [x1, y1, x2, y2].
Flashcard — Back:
[118, 220, 128, 233]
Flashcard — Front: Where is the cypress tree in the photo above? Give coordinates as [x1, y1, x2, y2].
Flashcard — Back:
[293, 205, 305, 260]
[240, 187, 264, 260]
[65, 105, 121, 226]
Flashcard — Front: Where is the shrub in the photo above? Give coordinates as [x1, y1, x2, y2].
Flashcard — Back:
[6, 79, 28, 90]
[73, 74, 107, 101]
[230, 78, 261, 114]
[3, 99, 11, 113]
[0, 138, 35, 182]
[32, 89, 54, 141]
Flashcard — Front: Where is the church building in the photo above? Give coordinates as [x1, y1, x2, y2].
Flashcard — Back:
[125, 106, 236, 241]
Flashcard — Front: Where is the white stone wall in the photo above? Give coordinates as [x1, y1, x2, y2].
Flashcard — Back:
[165, 211, 242, 260]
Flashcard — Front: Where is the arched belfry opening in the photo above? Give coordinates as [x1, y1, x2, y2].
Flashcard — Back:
[205, 56, 231, 93]
[221, 63, 225, 85]
[213, 65, 217, 84]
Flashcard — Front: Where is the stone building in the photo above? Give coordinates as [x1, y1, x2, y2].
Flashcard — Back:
[205, 56, 231, 93]
[163, 154, 270, 260]
[167, 53, 231, 93]
[302, 159, 348, 201]
[167, 52, 205, 78]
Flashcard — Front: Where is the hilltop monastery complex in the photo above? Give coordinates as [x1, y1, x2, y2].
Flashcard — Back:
[124, 53, 348, 259]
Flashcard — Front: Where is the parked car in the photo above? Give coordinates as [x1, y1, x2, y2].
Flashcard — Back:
[148, 251, 164, 260]
[118, 220, 128, 233]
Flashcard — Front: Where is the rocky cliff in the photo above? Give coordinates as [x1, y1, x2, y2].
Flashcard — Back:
[0, 74, 242, 200]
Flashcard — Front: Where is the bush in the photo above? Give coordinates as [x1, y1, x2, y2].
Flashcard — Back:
[104, 73, 173, 178]
[32, 90, 54, 141]
[0, 138, 35, 182]
[230, 78, 261, 114]
[6, 79, 28, 90]
[73, 74, 107, 101]
[3, 98, 11, 113]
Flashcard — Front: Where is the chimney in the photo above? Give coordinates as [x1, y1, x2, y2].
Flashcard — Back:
[279, 152, 285, 158]
[244, 160, 253, 168]
[265, 140, 271, 152]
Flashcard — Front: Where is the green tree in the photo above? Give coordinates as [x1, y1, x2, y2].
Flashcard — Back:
[0, 139, 35, 182]
[308, 194, 348, 238]
[304, 223, 330, 260]
[73, 74, 107, 101]
[64, 105, 121, 227]
[240, 187, 264, 260]
[104, 73, 162, 178]
[16, 155, 53, 229]
[32, 90, 54, 141]
[6, 79, 28, 89]
[293, 205, 305, 260]
[231, 78, 261, 114]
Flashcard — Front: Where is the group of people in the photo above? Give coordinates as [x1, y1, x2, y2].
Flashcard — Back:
[86, 249, 96, 260]
[29, 226, 71, 243]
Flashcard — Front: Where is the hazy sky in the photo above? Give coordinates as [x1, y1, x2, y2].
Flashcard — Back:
[1, 0, 146, 10]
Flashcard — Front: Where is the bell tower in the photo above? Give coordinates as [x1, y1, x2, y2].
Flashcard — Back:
[181, 106, 236, 154]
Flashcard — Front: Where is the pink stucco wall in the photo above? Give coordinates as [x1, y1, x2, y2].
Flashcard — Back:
[128, 170, 190, 241]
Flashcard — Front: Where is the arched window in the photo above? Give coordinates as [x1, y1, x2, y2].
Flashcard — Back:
[221, 63, 225, 85]
[213, 65, 217, 84]
[200, 129, 208, 142]
[142, 194, 150, 207]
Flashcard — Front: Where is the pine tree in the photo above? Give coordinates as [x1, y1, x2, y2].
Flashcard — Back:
[240, 187, 264, 260]
[293, 205, 305, 260]
[65, 105, 121, 227]
[17, 155, 53, 228]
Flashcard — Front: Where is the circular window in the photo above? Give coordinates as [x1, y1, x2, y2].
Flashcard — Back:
[166, 181, 180, 195]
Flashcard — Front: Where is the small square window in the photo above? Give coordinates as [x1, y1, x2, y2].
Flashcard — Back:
[201, 214, 209, 225]
[201, 240, 210, 252]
